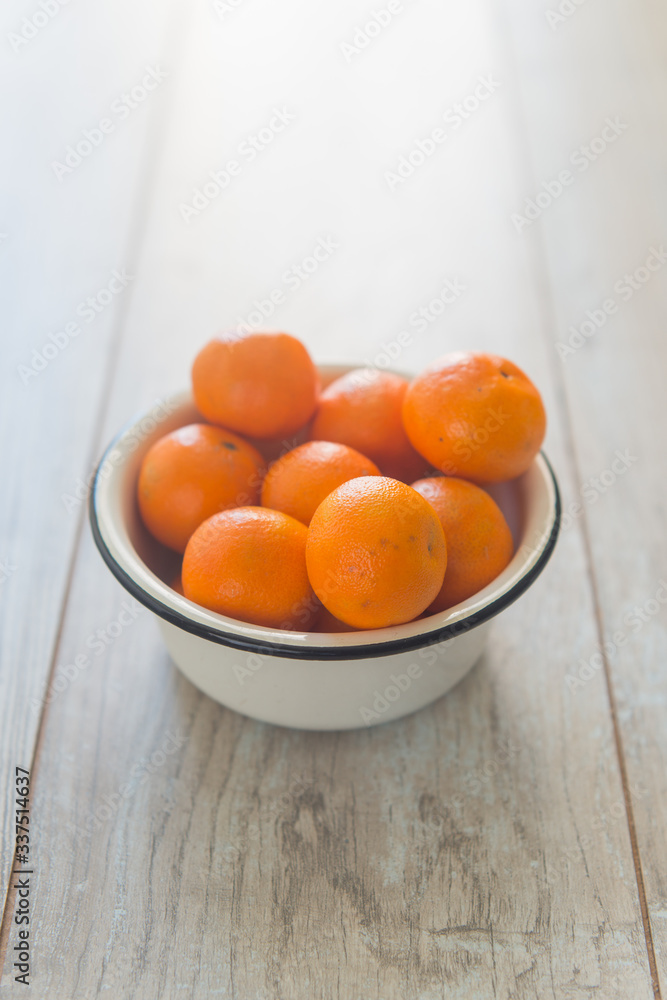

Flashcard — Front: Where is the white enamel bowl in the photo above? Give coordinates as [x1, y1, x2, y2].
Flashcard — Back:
[90, 368, 561, 731]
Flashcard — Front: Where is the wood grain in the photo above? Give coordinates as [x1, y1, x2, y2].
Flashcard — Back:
[501, 0, 667, 987]
[0, 530, 654, 999]
[0, 0, 178, 917]
[0, 0, 664, 996]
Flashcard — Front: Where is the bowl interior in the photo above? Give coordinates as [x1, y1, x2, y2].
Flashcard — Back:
[92, 368, 560, 655]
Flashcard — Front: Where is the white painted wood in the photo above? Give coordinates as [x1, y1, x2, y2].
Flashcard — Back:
[0, 0, 181, 915]
[0, 0, 662, 995]
[501, 0, 667, 988]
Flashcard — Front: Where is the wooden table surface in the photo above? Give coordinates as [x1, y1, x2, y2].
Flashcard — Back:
[1, 0, 666, 997]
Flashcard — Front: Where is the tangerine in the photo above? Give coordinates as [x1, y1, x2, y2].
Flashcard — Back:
[192, 330, 319, 439]
[261, 440, 380, 525]
[306, 476, 447, 629]
[138, 424, 264, 553]
[183, 507, 317, 629]
[310, 369, 429, 482]
[403, 352, 546, 482]
[411, 476, 514, 612]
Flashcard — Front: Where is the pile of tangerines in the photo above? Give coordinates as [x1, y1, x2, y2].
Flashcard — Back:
[137, 331, 546, 632]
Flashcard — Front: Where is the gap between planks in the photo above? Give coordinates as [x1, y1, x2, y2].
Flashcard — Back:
[494, 0, 663, 993]
[2, 4, 661, 995]
[0, 0, 195, 972]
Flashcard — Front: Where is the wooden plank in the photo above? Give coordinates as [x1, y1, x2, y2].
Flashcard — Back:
[1, 0, 658, 995]
[500, 0, 667, 989]
[0, 0, 180, 922]
[1, 541, 654, 999]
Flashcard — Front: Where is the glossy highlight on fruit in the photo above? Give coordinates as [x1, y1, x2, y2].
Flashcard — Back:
[183, 507, 318, 629]
[136, 330, 550, 632]
[310, 368, 430, 483]
[261, 440, 380, 525]
[138, 423, 265, 553]
[306, 476, 447, 629]
[411, 476, 514, 612]
[403, 352, 546, 482]
[192, 330, 319, 439]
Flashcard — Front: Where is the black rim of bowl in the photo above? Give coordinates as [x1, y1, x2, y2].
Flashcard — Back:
[89, 431, 562, 661]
